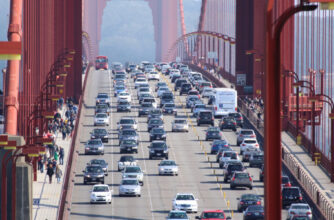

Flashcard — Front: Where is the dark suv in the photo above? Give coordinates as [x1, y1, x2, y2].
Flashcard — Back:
[197, 110, 214, 126]
[90, 128, 109, 143]
[228, 112, 244, 127]
[219, 117, 237, 131]
[282, 187, 303, 208]
[174, 78, 187, 91]
[83, 165, 105, 184]
[148, 141, 169, 159]
[223, 163, 246, 183]
[149, 128, 167, 141]
[179, 83, 192, 95]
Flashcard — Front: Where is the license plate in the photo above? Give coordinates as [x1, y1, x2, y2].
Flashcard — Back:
[157, 153, 161, 156]
[255, 212, 259, 215]
[157, 137, 161, 139]
[127, 148, 131, 151]
[92, 178, 96, 181]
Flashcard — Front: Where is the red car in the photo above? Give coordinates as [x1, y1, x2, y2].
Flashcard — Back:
[196, 210, 231, 220]
[95, 56, 108, 70]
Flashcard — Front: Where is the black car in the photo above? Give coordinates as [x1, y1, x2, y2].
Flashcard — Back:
[282, 187, 303, 208]
[148, 141, 169, 159]
[249, 153, 264, 167]
[210, 140, 230, 154]
[118, 129, 139, 144]
[120, 139, 138, 153]
[117, 100, 131, 112]
[147, 118, 164, 132]
[171, 74, 181, 83]
[160, 92, 174, 107]
[95, 103, 110, 115]
[90, 128, 109, 143]
[147, 109, 163, 122]
[89, 159, 109, 176]
[162, 103, 177, 115]
[83, 165, 105, 184]
[149, 128, 167, 141]
[237, 194, 261, 212]
[179, 83, 192, 95]
[228, 112, 244, 127]
[223, 163, 246, 182]
[219, 117, 237, 131]
[243, 205, 264, 220]
[205, 127, 222, 141]
[138, 102, 154, 116]
[197, 110, 214, 126]
[174, 78, 187, 91]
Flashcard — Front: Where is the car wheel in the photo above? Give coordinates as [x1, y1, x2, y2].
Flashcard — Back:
[249, 186, 253, 190]
[233, 128, 237, 132]
[260, 177, 263, 182]
[135, 150, 138, 153]
[165, 156, 168, 159]
[109, 202, 112, 204]
[197, 122, 200, 126]
[149, 155, 152, 159]
[240, 151, 243, 155]
[141, 182, 144, 186]
[84, 181, 87, 185]
[230, 185, 234, 189]
[101, 181, 104, 184]
[106, 173, 108, 176]
[224, 178, 227, 183]
[138, 194, 141, 197]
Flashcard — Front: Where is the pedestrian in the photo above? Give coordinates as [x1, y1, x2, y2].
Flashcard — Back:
[62, 125, 67, 140]
[54, 150, 59, 162]
[48, 144, 55, 158]
[47, 164, 54, 184]
[38, 155, 44, 173]
[59, 147, 64, 165]
[52, 159, 57, 172]
[55, 165, 63, 183]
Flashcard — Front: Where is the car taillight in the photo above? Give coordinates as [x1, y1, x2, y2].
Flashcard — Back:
[240, 201, 244, 205]
[306, 212, 311, 215]
[299, 196, 303, 200]
[255, 144, 259, 146]
[247, 213, 252, 216]
[242, 144, 246, 146]
[212, 117, 214, 120]
[285, 183, 291, 187]
[232, 177, 235, 181]
[215, 106, 217, 111]
[239, 134, 243, 137]
[224, 145, 228, 147]
[197, 95, 200, 98]
[233, 122, 237, 125]
[239, 117, 243, 120]
[249, 176, 252, 181]
[290, 211, 295, 215]
[250, 135, 256, 138]
[256, 201, 261, 205]
[235, 107, 238, 111]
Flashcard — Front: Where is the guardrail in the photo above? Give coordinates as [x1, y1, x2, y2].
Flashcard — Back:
[57, 62, 92, 220]
[187, 63, 331, 219]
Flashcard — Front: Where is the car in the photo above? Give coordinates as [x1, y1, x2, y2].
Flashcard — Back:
[118, 155, 137, 171]
[117, 91, 131, 102]
[142, 97, 157, 108]
[282, 175, 292, 188]
[186, 95, 201, 108]
[171, 74, 182, 83]
[94, 113, 109, 126]
[96, 93, 111, 106]
[148, 140, 169, 159]
[148, 71, 160, 80]
[155, 82, 168, 91]
[216, 147, 233, 162]
[172, 193, 198, 213]
[113, 79, 125, 87]
[223, 163, 246, 183]
[228, 112, 244, 127]
[259, 165, 264, 182]
[210, 140, 230, 154]
[119, 178, 141, 197]
[180, 83, 192, 95]
[122, 166, 144, 185]
[188, 90, 200, 98]
[147, 118, 164, 132]
[174, 79, 188, 91]
[198, 81, 213, 93]
[134, 78, 148, 89]
[120, 139, 138, 153]
[195, 210, 231, 220]
[114, 85, 127, 97]
[243, 205, 264, 220]
[172, 119, 189, 132]
[158, 160, 178, 175]
[157, 87, 170, 98]
[138, 102, 154, 116]
[147, 109, 163, 122]
[117, 100, 131, 112]
[201, 87, 214, 98]
[169, 69, 181, 79]
[230, 171, 253, 189]
[90, 128, 109, 143]
[290, 216, 311, 220]
[160, 92, 174, 107]
[192, 104, 206, 117]
[117, 118, 138, 130]
[85, 139, 104, 155]
[90, 184, 112, 204]
[242, 147, 262, 162]
[167, 210, 189, 220]
[219, 151, 240, 168]
[83, 165, 105, 184]
[219, 117, 237, 131]
[95, 103, 110, 115]
[236, 129, 257, 146]
[205, 127, 222, 141]
[240, 139, 260, 155]
[126, 64, 138, 72]
[131, 71, 141, 78]
[149, 128, 167, 141]
[282, 187, 303, 208]
[237, 194, 262, 212]
[88, 159, 108, 176]
[197, 110, 214, 126]
[118, 129, 139, 144]
[249, 153, 264, 168]
[139, 93, 154, 104]
[162, 103, 177, 115]
[287, 203, 312, 219]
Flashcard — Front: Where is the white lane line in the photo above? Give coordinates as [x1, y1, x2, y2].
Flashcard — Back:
[107, 69, 114, 212]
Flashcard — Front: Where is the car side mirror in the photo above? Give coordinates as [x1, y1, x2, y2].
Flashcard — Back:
[147, 146, 150, 148]
[86, 163, 90, 166]
[82, 170, 85, 172]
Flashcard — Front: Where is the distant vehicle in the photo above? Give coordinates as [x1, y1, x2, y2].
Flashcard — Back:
[167, 210, 189, 220]
[237, 194, 262, 212]
[148, 71, 160, 80]
[138, 102, 154, 116]
[172, 193, 198, 213]
[95, 103, 110, 115]
[162, 103, 177, 115]
[249, 153, 264, 168]
[228, 112, 244, 127]
[88, 159, 108, 176]
[213, 88, 237, 118]
[219, 117, 237, 131]
[230, 171, 253, 190]
[172, 119, 189, 132]
[147, 118, 164, 132]
[243, 205, 264, 220]
[117, 117, 138, 130]
[201, 87, 214, 98]
[155, 82, 168, 91]
[90, 184, 112, 204]
[118, 129, 139, 144]
[282, 187, 303, 208]
[94, 113, 109, 126]
[223, 163, 246, 183]
[210, 140, 229, 154]
[287, 203, 312, 219]
[219, 151, 240, 168]
[160, 92, 174, 107]
[205, 127, 222, 141]
[180, 83, 192, 95]
[148, 141, 169, 159]
[122, 166, 144, 185]
[117, 100, 131, 112]
[158, 160, 178, 176]
[240, 139, 259, 155]
[95, 56, 108, 70]
[85, 139, 104, 155]
[119, 178, 141, 197]
[118, 155, 137, 171]
[236, 129, 257, 146]
[149, 128, 167, 141]
[196, 210, 231, 220]
[96, 93, 111, 106]
[197, 110, 214, 126]
[120, 139, 138, 153]
[282, 175, 292, 188]
[90, 128, 109, 143]
[83, 165, 105, 184]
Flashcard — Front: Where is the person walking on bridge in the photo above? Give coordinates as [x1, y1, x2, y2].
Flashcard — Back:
[47, 164, 54, 184]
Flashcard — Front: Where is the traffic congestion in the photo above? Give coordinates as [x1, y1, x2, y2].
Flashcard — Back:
[69, 59, 313, 220]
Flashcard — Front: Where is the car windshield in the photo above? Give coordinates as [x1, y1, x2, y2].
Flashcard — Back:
[213, 140, 228, 145]
[223, 152, 235, 157]
[189, 91, 199, 95]
[122, 130, 136, 136]
[96, 114, 107, 118]
[253, 155, 263, 160]
[125, 167, 141, 173]
[241, 130, 254, 135]
[122, 179, 139, 185]
[116, 86, 125, 90]
[244, 140, 257, 144]
[151, 142, 166, 148]
[144, 99, 155, 103]
[290, 204, 309, 210]
[165, 104, 175, 108]
[283, 188, 299, 196]
[119, 92, 129, 96]
[152, 128, 164, 134]
[93, 186, 109, 192]
[282, 176, 290, 184]
[202, 212, 225, 218]
[136, 78, 145, 82]
[175, 120, 186, 124]
[122, 140, 136, 145]
[247, 206, 264, 212]
[160, 160, 176, 166]
[162, 93, 173, 99]
[235, 172, 249, 178]
[120, 156, 134, 162]
[86, 166, 102, 173]
[87, 140, 102, 145]
[97, 94, 108, 98]
[150, 109, 162, 114]
[189, 97, 199, 101]
[200, 112, 212, 117]
[201, 82, 211, 86]
[157, 82, 167, 87]
[229, 164, 243, 170]
[93, 129, 106, 134]
[142, 103, 152, 108]
[91, 160, 106, 165]
[176, 195, 194, 200]
[139, 88, 149, 92]
[168, 212, 188, 219]
[119, 102, 129, 106]
[195, 105, 206, 109]
[150, 119, 163, 125]
[241, 194, 259, 200]
[159, 87, 168, 91]
[115, 75, 125, 79]
[120, 119, 135, 124]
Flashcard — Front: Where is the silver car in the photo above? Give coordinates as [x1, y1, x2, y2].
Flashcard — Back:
[122, 166, 144, 185]
[85, 139, 104, 155]
[230, 171, 253, 190]
[118, 155, 137, 171]
[172, 119, 189, 132]
[119, 178, 141, 197]
[94, 113, 109, 126]
[236, 129, 256, 146]
[96, 93, 111, 106]
[158, 160, 179, 176]
[287, 203, 312, 219]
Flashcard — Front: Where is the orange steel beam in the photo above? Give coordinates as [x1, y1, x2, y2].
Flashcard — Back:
[0, 42, 21, 54]
[5, 0, 23, 135]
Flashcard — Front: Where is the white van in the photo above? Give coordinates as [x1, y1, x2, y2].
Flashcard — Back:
[213, 88, 237, 117]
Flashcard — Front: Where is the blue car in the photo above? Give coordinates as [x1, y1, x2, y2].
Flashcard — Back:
[114, 85, 126, 97]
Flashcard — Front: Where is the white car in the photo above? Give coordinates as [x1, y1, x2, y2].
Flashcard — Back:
[169, 69, 180, 78]
[161, 65, 171, 74]
[119, 178, 141, 197]
[172, 119, 189, 132]
[148, 71, 160, 80]
[117, 118, 138, 130]
[117, 92, 131, 102]
[118, 155, 137, 171]
[90, 184, 112, 204]
[137, 87, 151, 98]
[134, 78, 148, 89]
[240, 139, 259, 155]
[287, 203, 312, 219]
[122, 166, 144, 185]
[218, 151, 240, 168]
[172, 193, 198, 213]
[94, 113, 109, 126]
[202, 87, 215, 98]
[157, 87, 170, 97]
[158, 160, 179, 176]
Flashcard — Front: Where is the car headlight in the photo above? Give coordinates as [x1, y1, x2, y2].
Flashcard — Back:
[150, 149, 154, 153]
[91, 193, 97, 198]
[98, 147, 103, 150]
[104, 136, 108, 138]
[163, 150, 168, 153]
[85, 175, 90, 178]
[122, 174, 127, 178]
[120, 187, 126, 192]
[91, 135, 95, 138]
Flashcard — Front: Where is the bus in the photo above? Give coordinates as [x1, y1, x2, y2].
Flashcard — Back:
[95, 56, 109, 70]
[213, 88, 238, 118]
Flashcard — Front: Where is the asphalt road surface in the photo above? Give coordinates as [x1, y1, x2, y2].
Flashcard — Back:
[69, 68, 288, 219]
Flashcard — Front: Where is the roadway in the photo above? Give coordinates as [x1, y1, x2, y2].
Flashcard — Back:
[69, 68, 288, 219]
